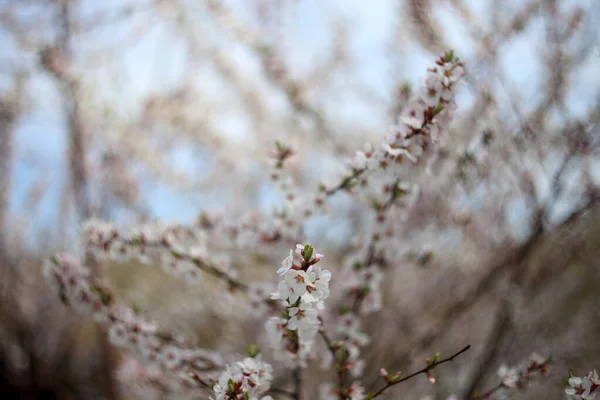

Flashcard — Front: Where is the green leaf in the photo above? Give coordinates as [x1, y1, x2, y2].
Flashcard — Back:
[444, 50, 455, 63]
[569, 368, 576, 378]
[339, 305, 352, 314]
[400, 82, 411, 96]
[394, 185, 409, 198]
[389, 371, 403, 382]
[432, 104, 445, 116]
[371, 199, 382, 210]
[275, 140, 284, 152]
[131, 302, 142, 315]
[245, 343, 260, 358]
[303, 244, 314, 262]
[101, 292, 111, 305]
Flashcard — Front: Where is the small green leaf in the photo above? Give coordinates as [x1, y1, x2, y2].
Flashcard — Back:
[371, 199, 382, 210]
[389, 371, 403, 382]
[444, 50, 455, 62]
[400, 82, 411, 96]
[335, 347, 348, 363]
[394, 185, 409, 198]
[101, 292, 111, 304]
[245, 343, 260, 358]
[432, 104, 445, 116]
[131, 302, 142, 315]
[339, 305, 352, 314]
[569, 368, 576, 378]
[275, 140, 284, 152]
[303, 245, 314, 262]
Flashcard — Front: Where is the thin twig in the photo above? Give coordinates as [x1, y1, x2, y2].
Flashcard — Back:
[475, 358, 551, 399]
[368, 345, 471, 399]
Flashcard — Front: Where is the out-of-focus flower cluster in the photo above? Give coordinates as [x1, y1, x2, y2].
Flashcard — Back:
[41, 50, 574, 400]
[476, 353, 550, 399]
[42, 253, 224, 393]
[40, 50, 468, 400]
[350, 52, 464, 174]
[82, 220, 239, 288]
[212, 356, 274, 400]
[565, 370, 600, 400]
[319, 382, 367, 400]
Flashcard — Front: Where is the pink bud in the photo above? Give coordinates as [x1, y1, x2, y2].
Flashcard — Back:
[427, 372, 436, 384]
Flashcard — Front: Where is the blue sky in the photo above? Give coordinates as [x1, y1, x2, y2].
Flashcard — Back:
[2, 0, 599, 244]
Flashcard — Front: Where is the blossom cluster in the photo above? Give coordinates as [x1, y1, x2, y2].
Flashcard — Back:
[42, 253, 223, 393]
[268, 142, 327, 241]
[350, 52, 464, 176]
[295, 51, 466, 397]
[266, 244, 331, 365]
[319, 382, 367, 400]
[38, 50, 475, 400]
[212, 356, 274, 400]
[485, 353, 550, 397]
[342, 261, 384, 315]
[82, 219, 240, 288]
[37, 49, 581, 400]
[319, 313, 369, 381]
[566, 370, 599, 400]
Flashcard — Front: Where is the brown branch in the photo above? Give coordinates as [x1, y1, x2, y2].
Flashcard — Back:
[318, 323, 346, 394]
[475, 358, 551, 399]
[368, 345, 471, 399]
[325, 168, 367, 196]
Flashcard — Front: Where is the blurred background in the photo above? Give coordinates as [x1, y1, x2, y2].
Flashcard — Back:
[0, 0, 599, 399]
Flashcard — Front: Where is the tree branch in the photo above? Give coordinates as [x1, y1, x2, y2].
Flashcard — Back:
[368, 345, 471, 399]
